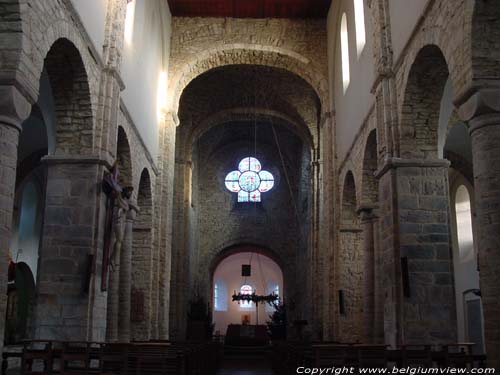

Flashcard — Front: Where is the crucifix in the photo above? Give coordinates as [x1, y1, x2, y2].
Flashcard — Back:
[101, 163, 133, 291]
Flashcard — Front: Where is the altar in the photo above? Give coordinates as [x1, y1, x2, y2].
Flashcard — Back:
[224, 324, 269, 346]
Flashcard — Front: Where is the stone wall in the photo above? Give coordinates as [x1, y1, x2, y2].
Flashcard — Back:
[0, 0, 161, 345]
[184, 121, 312, 337]
[167, 17, 329, 112]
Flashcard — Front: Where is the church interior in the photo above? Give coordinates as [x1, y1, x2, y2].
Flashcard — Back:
[0, 0, 499, 373]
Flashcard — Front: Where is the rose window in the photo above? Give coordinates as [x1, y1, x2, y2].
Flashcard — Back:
[225, 157, 275, 202]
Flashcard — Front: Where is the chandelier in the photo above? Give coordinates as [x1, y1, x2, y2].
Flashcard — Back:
[231, 291, 279, 305]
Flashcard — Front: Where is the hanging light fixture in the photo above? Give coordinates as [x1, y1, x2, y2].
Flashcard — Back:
[231, 252, 279, 324]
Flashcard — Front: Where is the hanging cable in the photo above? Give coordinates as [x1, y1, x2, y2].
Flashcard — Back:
[256, 253, 267, 294]
[271, 122, 302, 226]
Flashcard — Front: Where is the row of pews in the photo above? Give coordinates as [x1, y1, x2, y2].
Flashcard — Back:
[2, 340, 221, 375]
[271, 342, 488, 374]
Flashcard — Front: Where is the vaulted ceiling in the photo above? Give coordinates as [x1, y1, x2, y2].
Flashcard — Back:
[167, 0, 331, 18]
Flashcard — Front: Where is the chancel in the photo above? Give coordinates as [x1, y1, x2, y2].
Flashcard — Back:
[0, 0, 499, 374]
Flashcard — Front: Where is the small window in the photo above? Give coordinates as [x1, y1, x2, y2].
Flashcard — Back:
[124, 0, 136, 45]
[225, 157, 275, 203]
[214, 281, 228, 311]
[354, 0, 366, 56]
[266, 284, 280, 312]
[455, 185, 474, 263]
[240, 285, 254, 309]
[340, 13, 350, 93]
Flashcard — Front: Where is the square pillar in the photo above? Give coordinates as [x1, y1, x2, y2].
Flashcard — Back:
[377, 158, 457, 345]
[32, 156, 107, 341]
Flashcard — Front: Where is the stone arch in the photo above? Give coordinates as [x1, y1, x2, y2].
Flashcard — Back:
[399, 45, 450, 159]
[42, 38, 94, 156]
[131, 168, 154, 341]
[169, 46, 328, 114]
[186, 108, 315, 156]
[360, 130, 378, 207]
[12, 6, 100, 103]
[209, 243, 285, 280]
[116, 126, 133, 187]
[341, 171, 359, 226]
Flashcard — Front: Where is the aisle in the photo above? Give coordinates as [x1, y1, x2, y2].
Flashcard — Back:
[216, 344, 274, 375]
[216, 357, 274, 375]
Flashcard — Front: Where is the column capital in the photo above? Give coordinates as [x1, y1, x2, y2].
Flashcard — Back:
[459, 88, 500, 135]
[0, 85, 31, 132]
[458, 88, 500, 123]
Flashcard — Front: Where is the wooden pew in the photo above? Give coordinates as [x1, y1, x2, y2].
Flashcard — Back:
[400, 344, 433, 368]
[356, 344, 388, 369]
[21, 340, 57, 375]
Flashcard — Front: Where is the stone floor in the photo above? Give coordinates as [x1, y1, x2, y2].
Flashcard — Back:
[216, 345, 274, 375]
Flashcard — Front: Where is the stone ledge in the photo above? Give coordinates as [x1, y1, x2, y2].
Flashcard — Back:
[103, 66, 126, 91]
[375, 158, 451, 179]
[41, 154, 112, 168]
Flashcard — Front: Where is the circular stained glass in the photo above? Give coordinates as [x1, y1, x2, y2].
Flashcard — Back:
[239, 171, 261, 192]
[225, 157, 275, 202]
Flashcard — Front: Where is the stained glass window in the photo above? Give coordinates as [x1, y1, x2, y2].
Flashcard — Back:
[240, 284, 253, 309]
[225, 157, 274, 202]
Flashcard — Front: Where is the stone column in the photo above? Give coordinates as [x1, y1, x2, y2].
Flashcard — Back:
[376, 158, 456, 346]
[154, 111, 177, 340]
[106, 252, 120, 341]
[0, 86, 31, 354]
[460, 89, 500, 369]
[359, 207, 377, 343]
[118, 204, 138, 342]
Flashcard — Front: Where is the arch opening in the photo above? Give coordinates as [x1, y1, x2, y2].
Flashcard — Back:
[361, 130, 378, 207]
[131, 169, 154, 341]
[337, 171, 364, 342]
[170, 62, 318, 340]
[43, 38, 93, 156]
[400, 45, 450, 159]
[211, 248, 284, 336]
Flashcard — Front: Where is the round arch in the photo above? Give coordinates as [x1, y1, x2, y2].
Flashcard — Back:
[40, 38, 94, 155]
[131, 168, 154, 341]
[116, 126, 133, 187]
[210, 244, 285, 333]
[399, 44, 450, 159]
[209, 243, 285, 278]
[13, 15, 98, 107]
[340, 170, 359, 225]
[168, 46, 328, 114]
[360, 130, 379, 207]
[189, 109, 314, 151]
